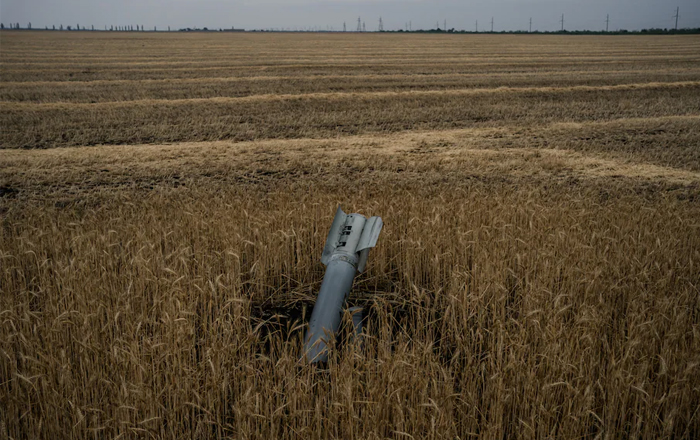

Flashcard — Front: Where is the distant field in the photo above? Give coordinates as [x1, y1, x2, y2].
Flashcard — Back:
[1, 32, 699, 439]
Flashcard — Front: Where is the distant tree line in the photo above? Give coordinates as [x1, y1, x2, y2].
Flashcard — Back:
[0, 23, 228, 32]
[0, 23, 171, 31]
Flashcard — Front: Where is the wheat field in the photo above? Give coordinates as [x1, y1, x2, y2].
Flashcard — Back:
[1, 31, 700, 439]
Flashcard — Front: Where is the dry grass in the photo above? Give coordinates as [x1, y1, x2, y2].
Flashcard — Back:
[1, 31, 699, 439]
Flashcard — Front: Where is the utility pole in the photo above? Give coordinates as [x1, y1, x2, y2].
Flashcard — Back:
[529, 17, 532, 33]
[357, 17, 362, 32]
[362, 21, 365, 32]
[379, 17, 383, 32]
[674, 7, 679, 30]
[491, 17, 494, 32]
[444, 19, 447, 31]
[606, 14, 609, 32]
[560, 14, 564, 31]
[343, 22, 346, 32]
[475, 20, 478, 32]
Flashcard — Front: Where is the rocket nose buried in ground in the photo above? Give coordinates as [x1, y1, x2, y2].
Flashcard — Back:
[304, 206, 383, 363]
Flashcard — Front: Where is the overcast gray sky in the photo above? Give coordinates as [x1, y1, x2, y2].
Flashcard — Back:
[2, 0, 699, 32]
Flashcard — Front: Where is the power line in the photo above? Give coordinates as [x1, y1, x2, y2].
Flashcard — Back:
[674, 7, 680, 30]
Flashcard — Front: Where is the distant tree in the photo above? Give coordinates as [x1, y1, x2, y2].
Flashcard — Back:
[91, 25, 94, 31]
[168, 26, 170, 31]
[60, 24, 63, 30]
[77, 23, 80, 30]
[28, 22, 31, 29]
[53, 25, 55, 30]
[67, 25, 71, 30]
[0, 23, 4, 30]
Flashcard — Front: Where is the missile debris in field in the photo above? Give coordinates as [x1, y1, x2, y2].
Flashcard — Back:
[303, 206, 383, 363]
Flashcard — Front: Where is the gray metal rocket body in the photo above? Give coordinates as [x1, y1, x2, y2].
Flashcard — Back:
[303, 207, 383, 363]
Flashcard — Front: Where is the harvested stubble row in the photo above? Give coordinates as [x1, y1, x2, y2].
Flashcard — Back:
[4, 70, 700, 104]
[2, 83, 700, 149]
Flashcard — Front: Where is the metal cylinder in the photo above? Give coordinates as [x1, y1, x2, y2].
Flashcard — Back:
[303, 255, 357, 362]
